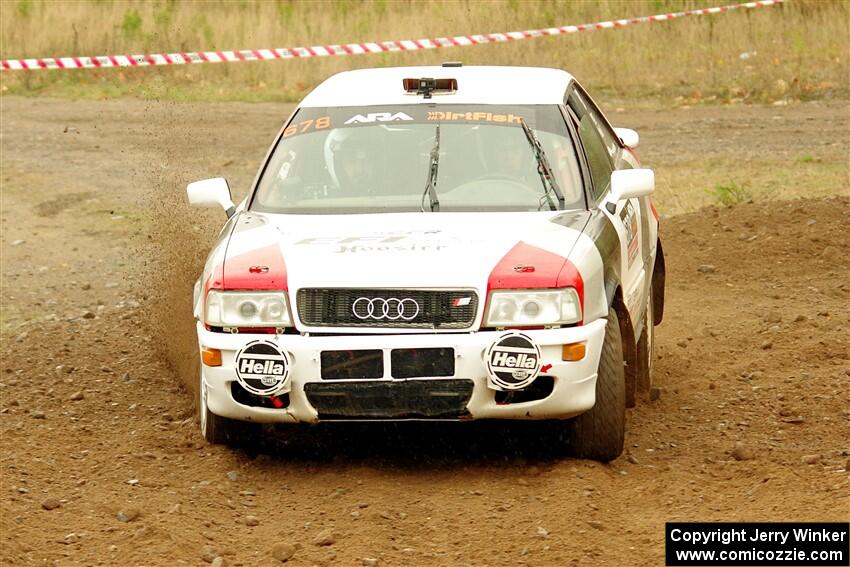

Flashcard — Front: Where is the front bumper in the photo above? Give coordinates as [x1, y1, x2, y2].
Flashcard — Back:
[197, 318, 607, 423]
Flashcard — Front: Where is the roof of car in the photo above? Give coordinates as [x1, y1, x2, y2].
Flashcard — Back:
[299, 65, 575, 108]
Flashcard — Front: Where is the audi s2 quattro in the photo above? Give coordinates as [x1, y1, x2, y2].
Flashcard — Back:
[187, 64, 665, 461]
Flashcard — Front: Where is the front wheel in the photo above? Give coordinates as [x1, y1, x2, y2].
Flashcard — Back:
[199, 366, 258, 446]
[560, 307, 626, 461]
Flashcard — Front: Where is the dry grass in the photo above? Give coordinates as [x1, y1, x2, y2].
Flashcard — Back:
[0, 0, 848, 103]
[659, 157, 848, 215]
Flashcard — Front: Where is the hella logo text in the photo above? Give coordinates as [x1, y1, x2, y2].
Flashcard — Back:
[490, 352, 538, 369]
[238, 358, 286, 376]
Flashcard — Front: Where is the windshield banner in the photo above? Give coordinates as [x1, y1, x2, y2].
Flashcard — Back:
[281, 105, 566, 139]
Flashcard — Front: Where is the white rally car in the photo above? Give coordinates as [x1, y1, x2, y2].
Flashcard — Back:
[187, 64, 665, 461]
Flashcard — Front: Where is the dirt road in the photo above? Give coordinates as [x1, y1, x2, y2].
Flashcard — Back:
[1, 97, 848, 567]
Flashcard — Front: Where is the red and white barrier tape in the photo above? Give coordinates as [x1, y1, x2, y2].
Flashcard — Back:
[0, 0, 784, 71]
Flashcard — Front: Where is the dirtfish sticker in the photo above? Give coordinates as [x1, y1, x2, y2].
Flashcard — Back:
[485, 332, 543, 390]
[234, 340, 291, 396]
[427, 111, 523, 124]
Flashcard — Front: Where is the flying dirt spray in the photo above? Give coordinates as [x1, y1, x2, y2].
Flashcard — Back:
[137, 103, 226, 398]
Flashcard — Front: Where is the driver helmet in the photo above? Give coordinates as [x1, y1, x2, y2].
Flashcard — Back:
[477, 126, 531, 178]
[323, 128, 377, 191]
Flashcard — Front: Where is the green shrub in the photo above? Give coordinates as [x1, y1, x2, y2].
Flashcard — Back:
[121, 9, 143, 40]
[709, 181, 752, 206]
[16, 0, 32, 18]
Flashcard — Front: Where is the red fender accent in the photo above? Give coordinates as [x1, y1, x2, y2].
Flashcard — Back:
[486, 242, 584, 325]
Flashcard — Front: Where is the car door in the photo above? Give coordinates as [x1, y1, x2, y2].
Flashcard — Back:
[566, 86, 647, 325]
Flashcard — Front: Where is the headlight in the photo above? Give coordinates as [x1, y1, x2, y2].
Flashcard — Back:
[205, 290, 292, 327]
[485, 289, 581, 327]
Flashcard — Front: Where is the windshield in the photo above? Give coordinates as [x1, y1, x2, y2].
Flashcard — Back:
[251, 105, 585, 214]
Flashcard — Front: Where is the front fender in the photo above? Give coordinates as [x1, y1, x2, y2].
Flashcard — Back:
[652, 238, 665, 325]
[193, 278, 202, 320]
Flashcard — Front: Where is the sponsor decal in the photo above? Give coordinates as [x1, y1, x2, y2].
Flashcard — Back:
[234, 340, 291, 396]
[333, 244, 447, 254]
[427, 111, 524, 124]
[344, 112, 414, 125]
[620, 200, 639, 266]
[485, 332, 543, 390]
[296, 232, 433, 245]
[297, 236, 403, 244]
[295, 231, 452, 254]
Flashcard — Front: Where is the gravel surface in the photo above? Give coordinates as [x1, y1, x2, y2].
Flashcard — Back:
[1, 97, 847, 566]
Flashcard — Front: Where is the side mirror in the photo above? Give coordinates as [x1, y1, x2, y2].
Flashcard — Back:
[610, 168, 654, 202]
[613, 127, 639, 149]
[187, 177, 236, 218]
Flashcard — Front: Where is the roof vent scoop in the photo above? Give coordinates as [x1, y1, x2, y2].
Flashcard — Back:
[402, 77, 458, 99]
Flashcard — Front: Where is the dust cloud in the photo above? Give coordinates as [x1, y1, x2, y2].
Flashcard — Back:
[136, 102, 223, 396]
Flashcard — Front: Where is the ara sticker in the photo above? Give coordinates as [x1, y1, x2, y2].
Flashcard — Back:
[344, 112, 414, 125]
[485, 332, 543, 390]
[234, 340, 291, 396]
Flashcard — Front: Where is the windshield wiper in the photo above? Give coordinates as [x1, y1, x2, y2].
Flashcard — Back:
[420, 124, 441, 212]
[519, 119, 565, 211]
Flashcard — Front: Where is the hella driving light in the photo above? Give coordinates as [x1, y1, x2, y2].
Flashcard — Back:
[485, 289, 581, 327]
[205, 291, 292, 327]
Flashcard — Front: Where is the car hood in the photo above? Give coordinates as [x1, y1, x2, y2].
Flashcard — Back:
[222, 211, 590, 292]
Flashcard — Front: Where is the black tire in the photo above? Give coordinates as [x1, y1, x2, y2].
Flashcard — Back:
[199, 366, 259, 446]
[563, 307, 626, 461]
[636, 283, 655, 393]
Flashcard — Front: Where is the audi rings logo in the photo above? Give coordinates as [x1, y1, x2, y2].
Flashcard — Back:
[352, 297, 421, 321]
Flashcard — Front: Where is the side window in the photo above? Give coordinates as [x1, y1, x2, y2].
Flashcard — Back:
[567, 89, 618, 201]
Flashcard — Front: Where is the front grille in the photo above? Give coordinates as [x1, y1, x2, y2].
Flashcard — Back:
[297, 288, 478, 329]
[305, 379, 473, 419]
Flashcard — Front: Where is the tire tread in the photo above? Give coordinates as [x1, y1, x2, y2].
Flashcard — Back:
[564, 308, 626, 461]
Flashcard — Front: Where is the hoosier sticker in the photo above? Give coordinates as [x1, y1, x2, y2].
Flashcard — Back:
[234, 340, 291, 396]
[485, 332, 543, 390]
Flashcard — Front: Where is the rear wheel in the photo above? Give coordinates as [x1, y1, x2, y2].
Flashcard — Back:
[561, 307, 626, 461]
[199, 366, 258, 446]
[636, 284, 655, 393]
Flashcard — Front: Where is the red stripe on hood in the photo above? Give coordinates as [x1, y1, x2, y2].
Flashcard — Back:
[222, 244, 288, 290]
[202, 261, 225, 296]
[486, 242, 584, 324]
